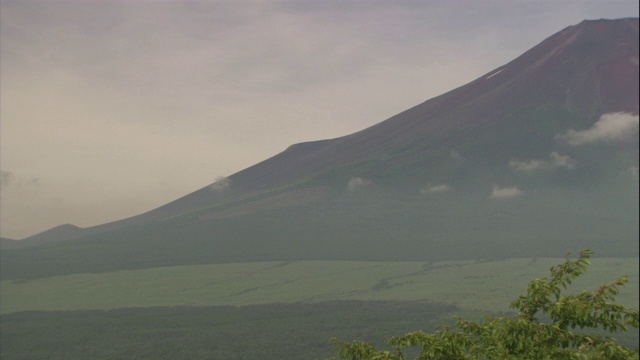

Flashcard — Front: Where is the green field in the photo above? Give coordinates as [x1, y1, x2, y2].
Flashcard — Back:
[2, 257, 637, 314]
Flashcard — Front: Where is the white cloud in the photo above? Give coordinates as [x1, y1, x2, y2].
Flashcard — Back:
[558, 112, 639, 146]
[508, 152, 575, 173]
[549, 152, 576, 169]
[508, 159, 547, 173]
[210, 176, 231, 192]
[420, 184, 451, 194]
[490, 185, 523, 199]
[450, 150, 465, 162]
[348, 177, 372, 191]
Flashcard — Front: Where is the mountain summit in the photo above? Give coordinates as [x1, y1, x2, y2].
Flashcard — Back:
[3, 18, 638, 280]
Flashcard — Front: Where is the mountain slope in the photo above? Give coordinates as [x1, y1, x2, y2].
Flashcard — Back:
[146, 17, 638, 217]
[2, 18, 638, 280]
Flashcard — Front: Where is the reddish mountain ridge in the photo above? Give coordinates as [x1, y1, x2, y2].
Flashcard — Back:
[148, 18, 638, 216]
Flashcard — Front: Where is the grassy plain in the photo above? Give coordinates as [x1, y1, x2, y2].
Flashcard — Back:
[2, 257, 637, 314]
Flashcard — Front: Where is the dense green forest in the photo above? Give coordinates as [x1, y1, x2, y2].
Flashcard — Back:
[2, 302, 637, 359]
[1, 301, 456, 360]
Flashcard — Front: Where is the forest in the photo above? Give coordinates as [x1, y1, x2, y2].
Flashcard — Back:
[1, 301, 457, 359]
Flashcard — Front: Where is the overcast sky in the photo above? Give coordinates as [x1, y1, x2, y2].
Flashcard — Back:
[1, 0, 638, 239]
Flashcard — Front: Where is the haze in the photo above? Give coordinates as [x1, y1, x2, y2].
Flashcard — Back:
[1, 0, 638, 239]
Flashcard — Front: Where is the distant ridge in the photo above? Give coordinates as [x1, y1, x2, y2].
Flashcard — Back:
[0, 237, 19, 250]
[17, 224, 84, 247]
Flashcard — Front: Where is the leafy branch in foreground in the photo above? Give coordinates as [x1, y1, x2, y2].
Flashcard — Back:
[330, 249, 639, 360]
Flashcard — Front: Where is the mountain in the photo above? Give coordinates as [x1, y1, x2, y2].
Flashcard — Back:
[14, 224, 84, 246]
[2, 18, 638, 280]
[0, 237, 20, 250]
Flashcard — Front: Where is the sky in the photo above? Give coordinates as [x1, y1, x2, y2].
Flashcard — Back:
[1, 0, 638, 239]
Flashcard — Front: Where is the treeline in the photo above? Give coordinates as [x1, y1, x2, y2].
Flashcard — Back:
[0, 300, 456, 360]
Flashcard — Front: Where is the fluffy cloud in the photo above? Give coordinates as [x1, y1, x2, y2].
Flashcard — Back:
[420, 184, 451, 194]
[348, 177, 372, 191]
[508, 152, 575, 173]
[558, 112, 639, 146]
[490, 185, 523, 199]
[549, 152, 575, 169]
[210, 176, 231, 192]
[450, 150, 465, 162]
[508, 159, 547, 173]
